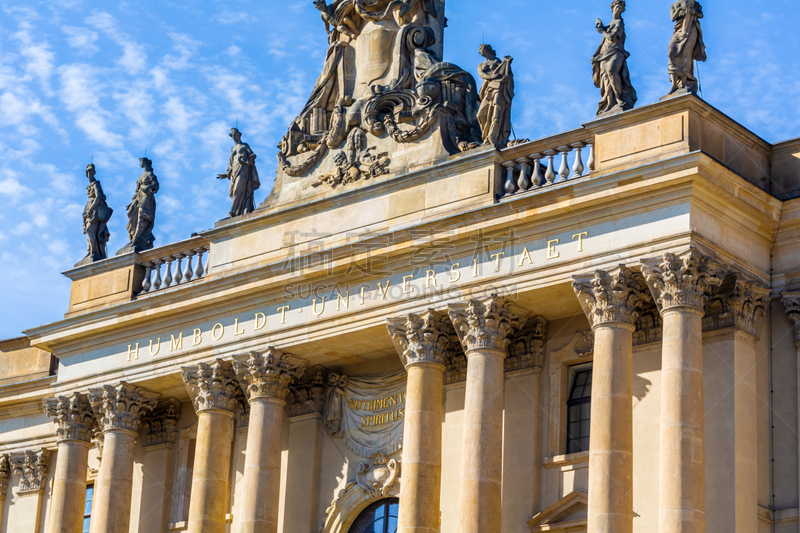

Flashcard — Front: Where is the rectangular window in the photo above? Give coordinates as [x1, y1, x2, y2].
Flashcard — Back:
[566, 368, 592, 454]
[83, 484, 94, 533]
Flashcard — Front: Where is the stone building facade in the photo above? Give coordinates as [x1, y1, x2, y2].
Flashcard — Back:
[3, 2, 800, 533]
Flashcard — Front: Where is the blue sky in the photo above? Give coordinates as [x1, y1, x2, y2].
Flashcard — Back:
[0, 0, 798, 338]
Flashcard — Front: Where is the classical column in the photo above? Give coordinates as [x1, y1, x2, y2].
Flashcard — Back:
[642, 250, 723, 533]
[233, 349, 306, 533]
[573, 267, 650, 533]
[87, 383, 158, 533]
[387, 310, 450, 533]
[43, 393, 96, 533]
[448, 296, 526, 533]
[181, 360, 240, 533]
[0, 454, 8, 527]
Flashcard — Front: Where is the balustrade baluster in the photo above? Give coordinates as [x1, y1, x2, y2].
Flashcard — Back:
[586, 138, 595, 172]
[183, 252, 195, 282]
[502, 161, 517, 196]
[141, 263, 153, 293]
[530, 153, 544, 188]
[164, 258, 174, 288]
[194, 248, 206, 279]
[543, 150, 557, 185]
[516, 157, 531, 192]
[152, 261, 164, 291]
[174, 255, 184, 285]
[571, 142, 585, 178]
[558, 146, 571, 181]
[204, 247, 210, 277]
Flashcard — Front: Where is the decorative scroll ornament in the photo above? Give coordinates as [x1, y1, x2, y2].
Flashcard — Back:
[88, 382, 158, 433]
[314, 128, 390, 189]
[182, 359, 240, 414]
[142, 399, 180, 448]
[43, 392, 96, 443]
[232, 349, 307, 402]
[12, 449, 48, 495]
[506, 316, 547, 373]
[387, 310, 451, 368]
[704, 274, 770, 337]
[641, 249, 724, 312]
[448, 295, 527, 353]
[0, 455, 9, 500]
[356, 453, 401, 499]
[572, 266, 650, 327]
[782, 293, 800, 343]
[287, 370, 328, 418]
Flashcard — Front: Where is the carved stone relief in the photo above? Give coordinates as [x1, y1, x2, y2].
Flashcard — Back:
[287, 369, 328, 418]
[181, 359, 240, 414]
[11, 449, 49, 495]
[142, 399, 181, 448]
[88, 382, 159, 433]
[42, 392, 96, 443]
[573, 266, 651, 327]
[703, 273, 770, 337]
[356, 452, 401, 499]
[0, 455, 9, 500]
[448, 295, 527, 353]
[387, 310, 451, 368]
[506, 316, 547, 373]
[232, 349, 307, 402]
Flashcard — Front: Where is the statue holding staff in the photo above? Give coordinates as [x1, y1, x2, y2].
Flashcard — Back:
[666, 0, 706, 97]
[217, 128, 260, 218]
[117, 158, 159, 255]
[477, 44, 515, 150]
[75, 163, 113, 267]
[592, 0, 637, 117]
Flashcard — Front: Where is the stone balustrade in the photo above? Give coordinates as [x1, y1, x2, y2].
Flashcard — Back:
[500, 129, 594, 197]
[137, 238, 210, 296]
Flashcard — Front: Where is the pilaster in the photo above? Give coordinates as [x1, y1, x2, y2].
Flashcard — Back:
[138, 399, 181, 533]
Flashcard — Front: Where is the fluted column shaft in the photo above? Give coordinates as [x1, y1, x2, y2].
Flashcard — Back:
[447, 298, 525, 533]
[190, 408, 235, 533]
[49, 440, 92, 533]
[233, 349, 306, 533]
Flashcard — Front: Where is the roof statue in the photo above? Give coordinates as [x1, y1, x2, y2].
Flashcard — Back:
[75, 163, 113, 267]
[217, 128, 261, 218]
[592, 0, 637, 118]
[477, 44, 515, 150]
[665, 0, 706, 97]
[117, 158, 159, 255]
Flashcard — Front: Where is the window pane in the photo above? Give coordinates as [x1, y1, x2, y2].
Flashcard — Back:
[575, 372, 586, 386]
[569, 405, 580, 420]
[583, 382, 592, 398]
[567, 439, 579, 454]
[387, 516, 398, 533]
[568, 422, 580, 438]
[581, 402, 591, 419]
[83, 517, 91, 533]
[581, 420, 591, 436]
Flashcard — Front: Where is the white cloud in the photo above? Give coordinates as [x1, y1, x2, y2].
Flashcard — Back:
[11, 221, 32, 236]
[58, 63, 125, 149]
[218, 11, 252, 26]
[62, 26, 99, 54]
[86, 12, 147, 73]
[14, 29, 56, 95]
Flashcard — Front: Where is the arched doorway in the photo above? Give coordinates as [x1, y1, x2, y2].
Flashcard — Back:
[348, 498, 399, 533]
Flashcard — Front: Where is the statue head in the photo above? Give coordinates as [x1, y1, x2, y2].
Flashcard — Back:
[479, 44, 497, 60]
[139, 157, 153, 171]
[85, 163, 96, 180]
[313, 0, 326, 12]
[611, 0, 626, 15]
[229, 127, 242, 143]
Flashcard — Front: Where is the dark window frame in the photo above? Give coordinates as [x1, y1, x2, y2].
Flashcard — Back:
[349, 498, 399, 533]
[566, 366, 592, 455]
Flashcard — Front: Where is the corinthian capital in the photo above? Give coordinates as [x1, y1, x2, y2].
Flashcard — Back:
[88, 383, 159, 433]
[182, 359, 241, 413]
[12, 449, 48, 495]
[233, 349, 307, 402]
[783, 292, 800, 343]
[0, 455, 9, 500]
[573, 266, 650, 327]
[448, 295, 526, 354]
[387, 310, 451, 368]
[641, 248, 724, 312]
[43, 392, 96, 443]
[705, 274, 770, 337]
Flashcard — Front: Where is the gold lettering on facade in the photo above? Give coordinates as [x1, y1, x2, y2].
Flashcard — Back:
[150, 338, 161, 356]
[312, 297, 326, 316]
[337, 292, 350, 311]
[234, 318, 245, 336]
[378, 281, 391, 300]
[277, 306, 290, 324]
[519, 247, 533, 267]
[491, 252, 506, 272]
[212, 323, 225, 341]
[192, 329, 202, 346]
[473, 258, 478, 278]
[426, 270, 437, 288]
[449, 263, 461, 283]
[360, 286, 366, 305]
[170, 333, 183, 352]
[402, 275, 415, 294]
[547, 239, 560, 260]
[573, 231, 588, 252]
[254, 313, 266, 331]
[127, 343, 140, 362]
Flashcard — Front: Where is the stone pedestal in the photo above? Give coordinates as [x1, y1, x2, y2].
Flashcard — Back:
[43, 393, 96, 533]
[233, 349, 306, 533]
[448, 298, 525, 533]
[574, 267, 650, 533]
[182, 360, 240, 533]
[87, 384, 158, 533]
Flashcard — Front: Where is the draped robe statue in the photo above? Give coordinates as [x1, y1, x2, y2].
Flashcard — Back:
[592, 0, 637, 117]
[217, 128, 260, 218]
[666, 0, 706, 97]
[117, 158, 159, 255]
[76, 163, 113, 267]
[477, 44, 515, 150]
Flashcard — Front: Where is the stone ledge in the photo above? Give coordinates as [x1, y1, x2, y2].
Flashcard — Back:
[543, 451, 589, 469]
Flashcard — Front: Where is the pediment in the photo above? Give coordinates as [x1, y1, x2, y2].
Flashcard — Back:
[528, 491, 588, 532]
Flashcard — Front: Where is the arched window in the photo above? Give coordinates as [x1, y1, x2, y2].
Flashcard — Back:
[349, 498, 399, 533]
